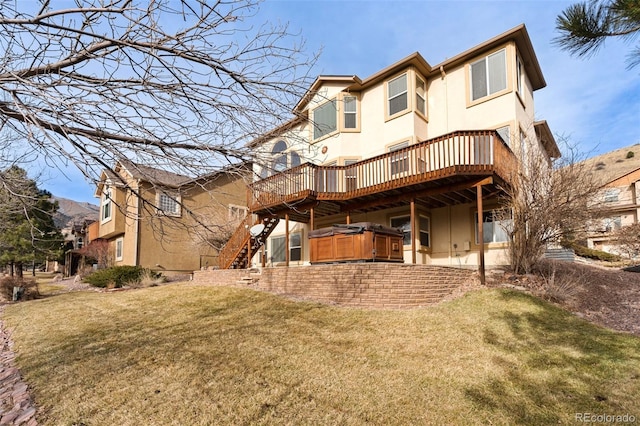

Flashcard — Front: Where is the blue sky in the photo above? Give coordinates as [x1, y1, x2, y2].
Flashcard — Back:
[42, 0, 639, 203]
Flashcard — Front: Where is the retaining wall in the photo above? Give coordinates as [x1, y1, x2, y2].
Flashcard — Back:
[192, 263, 479, 308]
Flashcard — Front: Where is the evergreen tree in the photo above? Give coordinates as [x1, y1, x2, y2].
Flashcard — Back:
[0, 167, 64, 278]
[555, 0, 640, 68]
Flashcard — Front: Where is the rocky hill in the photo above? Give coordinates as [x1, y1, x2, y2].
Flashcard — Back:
[52, 196, 99, 229]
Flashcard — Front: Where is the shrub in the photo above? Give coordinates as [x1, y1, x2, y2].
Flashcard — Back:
[627, 151, 635, 159]
[83, 266, 161, 288]
[561, 241, 621, 262]
[0, 276, 39, 301]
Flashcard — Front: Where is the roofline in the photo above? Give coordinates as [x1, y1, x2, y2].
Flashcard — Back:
[430, 24, 546, 90]
[345, 52, 431, 92]
[534, 120, 561, 159]
[246, 110, 308, 148]
[294, 75, 360, 112]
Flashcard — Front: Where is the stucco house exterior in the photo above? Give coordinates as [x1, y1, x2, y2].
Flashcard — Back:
[95, 160, 250, 274]
[583, 144, 640, 255]
[219, 24, 560, 279]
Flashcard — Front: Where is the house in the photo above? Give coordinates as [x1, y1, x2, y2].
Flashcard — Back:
[583, 144, 640, 255]
[219, 24, 560, 282]
[95, 159, 250, 274]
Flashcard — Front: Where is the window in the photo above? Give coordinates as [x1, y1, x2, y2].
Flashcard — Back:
[272, 140, 288, 172]
[345, 160, 358, 192]
[519, 129, 528, 165]
[270, 233, 301, 263]
[470, 49, 507, 101]
[389, 141, 410, 176]
[101, 188, 112, 222]
[415, 75, 426, 115]
[604, 189, 619, 203]
[229, 205, 247, 221]
[391, 216, 411, 246]
[313, 99, 337, 139]
[475, 209, 512, 244]
[158, 193, 180, 216]
[496, 126, 511, 148]
[603, 216, 622, 232]
[419, 216, 430, 247]
[390, 215, 430, 247]
[516, 54, 524, 99]
[343, 95, 357, 129]
[316, 161, 338, 192]
[388, 73, 408, 116]
[263, 140, 301, 177]
[115, 237, 123, 261]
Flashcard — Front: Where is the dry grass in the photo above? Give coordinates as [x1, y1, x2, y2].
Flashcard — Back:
[3, 284, 640, 425]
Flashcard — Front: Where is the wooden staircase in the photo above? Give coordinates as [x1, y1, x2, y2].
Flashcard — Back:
[219, 215, 279, 269]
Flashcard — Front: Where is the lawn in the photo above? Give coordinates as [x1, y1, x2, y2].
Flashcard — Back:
[3, 283, 640, 425]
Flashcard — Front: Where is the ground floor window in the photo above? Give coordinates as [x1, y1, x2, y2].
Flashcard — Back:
[115, 237, 124, 261]
[270, 233, 302, 263]
[475, 209, 511, 244]
[390, 215, 430, 247]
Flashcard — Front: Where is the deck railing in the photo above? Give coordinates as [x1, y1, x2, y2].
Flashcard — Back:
[250, 130, 515, 209]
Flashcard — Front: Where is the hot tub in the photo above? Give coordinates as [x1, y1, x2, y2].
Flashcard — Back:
[308, 222, 405, 263]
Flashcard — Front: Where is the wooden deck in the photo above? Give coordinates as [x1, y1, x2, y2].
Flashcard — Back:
[249, 130, 516, 222]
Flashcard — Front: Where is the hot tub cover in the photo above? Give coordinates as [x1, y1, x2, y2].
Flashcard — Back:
[308, 222, 404, 238]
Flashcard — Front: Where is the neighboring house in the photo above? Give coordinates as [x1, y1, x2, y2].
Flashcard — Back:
[583, 144, 640, 255]
[95, 159, 250, 274]
[220, 24, 560, 277]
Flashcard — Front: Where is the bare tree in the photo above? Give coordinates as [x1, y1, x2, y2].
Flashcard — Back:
[500, 136, 602, 274]
[614, 222, 640, 262]
[0, 0, 316, 186]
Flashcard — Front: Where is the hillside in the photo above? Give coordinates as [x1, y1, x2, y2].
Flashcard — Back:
[52, 196, 99, 229]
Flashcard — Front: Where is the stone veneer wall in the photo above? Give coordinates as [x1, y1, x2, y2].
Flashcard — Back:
[192, 263, 479, 308]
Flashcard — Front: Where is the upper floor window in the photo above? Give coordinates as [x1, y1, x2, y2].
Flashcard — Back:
[269, 140, 301, 174]
[313, 99, 337, 140]
[101, 187, 112, 222]
[158, 192, 181, 216]
[496, 126, 511, 148]
[229, 205, 248, 221]
[415, 75, 426, 116]
[516, 54, 524, 100]
[389, 141, 410, 176]
[343, 95, 357, 129]
[470, 49, 507, 102]
[388, 73, 408, 116]
[604, 188, 619, 203]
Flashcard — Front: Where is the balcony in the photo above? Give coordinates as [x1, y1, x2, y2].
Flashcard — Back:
[250, 130, 516, 222]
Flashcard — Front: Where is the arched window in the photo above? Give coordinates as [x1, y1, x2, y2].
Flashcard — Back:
[272, 140, 288, 172]
[262, 140, 301, 178]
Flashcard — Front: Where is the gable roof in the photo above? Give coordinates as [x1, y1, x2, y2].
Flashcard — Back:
[581, 144, 640, 186]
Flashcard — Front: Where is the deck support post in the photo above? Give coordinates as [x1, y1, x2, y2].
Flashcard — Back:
[410, 199, 416, 264]
[310, 207, 315, 231]
[346, 211, 351, 224]
[476, 185, 486, 285]
[285, 213, 290, 267]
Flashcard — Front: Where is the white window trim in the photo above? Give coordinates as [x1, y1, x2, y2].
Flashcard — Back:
[342, 94, 359, 132]
[115, 237, 124, 261]
[101, 187, 113, 224]
[157, 192, 181, 217]
[228, 204, 248, 221]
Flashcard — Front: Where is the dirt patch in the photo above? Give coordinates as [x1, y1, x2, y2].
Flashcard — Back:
[488, 260, 640, 336]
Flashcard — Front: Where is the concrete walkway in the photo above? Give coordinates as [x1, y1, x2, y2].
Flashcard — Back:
[0, 304, 37, 425]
